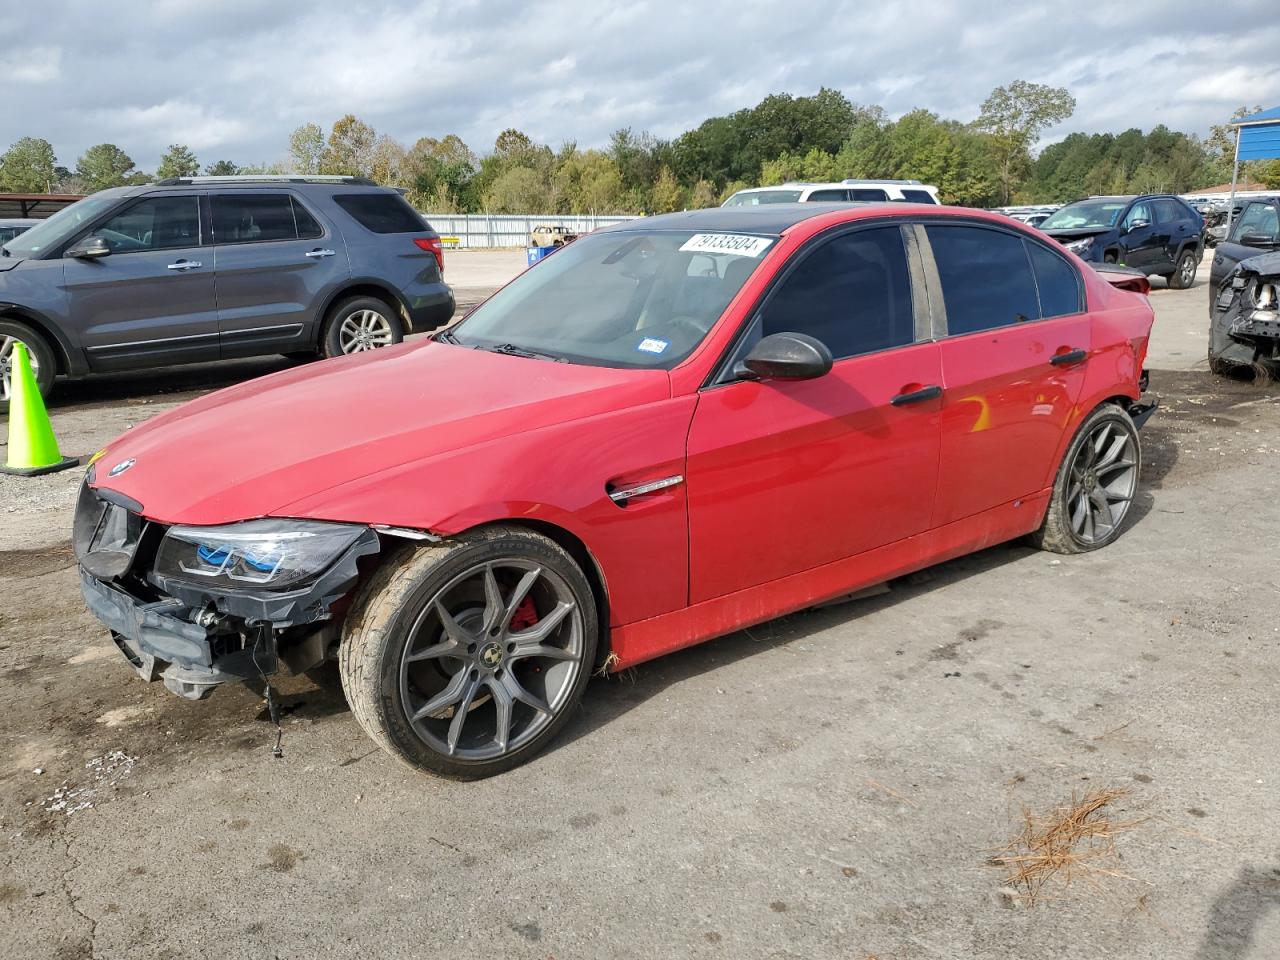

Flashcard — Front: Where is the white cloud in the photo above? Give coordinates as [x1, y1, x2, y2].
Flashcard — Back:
[7, 46, 61, 84]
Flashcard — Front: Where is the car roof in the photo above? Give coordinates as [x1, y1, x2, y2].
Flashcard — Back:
[604, 202, 947, 236]
[130, 177, 395, 197]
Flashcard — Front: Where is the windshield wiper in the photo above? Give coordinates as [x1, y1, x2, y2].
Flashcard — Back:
[481, 342, 567, 362]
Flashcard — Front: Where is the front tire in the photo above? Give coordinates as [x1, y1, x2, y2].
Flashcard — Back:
[339, 527, 598, 779]
[1031, 404, 1141, 555]
[0, 320, 56, 414]
[322, 296, 403, 359]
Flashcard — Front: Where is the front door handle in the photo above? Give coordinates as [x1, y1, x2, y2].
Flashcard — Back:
[890, 384, 942, 406]
[1050, 348, 1088, 366]
[305, 249, 337, 259]
[166, 260, 202, 271]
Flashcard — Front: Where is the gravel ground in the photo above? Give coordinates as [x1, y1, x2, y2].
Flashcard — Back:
[2, 269, 1279, 959]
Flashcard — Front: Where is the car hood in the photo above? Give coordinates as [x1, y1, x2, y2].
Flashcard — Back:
[1042, 228, 1114, 242]
[0, 255, 25, 273]
[90, 340, 670, 526]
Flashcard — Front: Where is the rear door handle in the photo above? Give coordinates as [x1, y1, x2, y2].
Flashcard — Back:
[1050, 348, 1088, 366]
[166, 260, 201, 271]
[890, 384, 942, 406]
[305, 249, 337, 259]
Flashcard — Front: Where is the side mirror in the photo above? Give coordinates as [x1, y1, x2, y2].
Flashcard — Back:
[66, 236, 111, 259]
[735, 332, 833, 381]
[1124, 219, 1150, 234]
[1240, 233, 1277, 248]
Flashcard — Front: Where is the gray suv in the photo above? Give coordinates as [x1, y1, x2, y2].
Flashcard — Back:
[0, 176, 454, 411]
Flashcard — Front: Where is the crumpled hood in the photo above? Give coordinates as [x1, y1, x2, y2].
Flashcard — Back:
[91, 340, 670, 526]
[1237, 249, 1280, 277]
[1042, 228, 1114, 243]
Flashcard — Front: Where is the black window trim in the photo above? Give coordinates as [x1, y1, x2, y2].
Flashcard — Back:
[915, 218, 1086, 340]
[59, 191, 205, 258]
[704, 217, 929, 388]
[208, 191, 329, 247]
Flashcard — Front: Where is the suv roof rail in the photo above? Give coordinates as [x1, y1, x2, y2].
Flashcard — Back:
[152, 175, 379, 186]
[841, 178, 924, 186]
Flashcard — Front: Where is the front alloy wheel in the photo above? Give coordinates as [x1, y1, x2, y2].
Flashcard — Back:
[339, 527, 598, 778]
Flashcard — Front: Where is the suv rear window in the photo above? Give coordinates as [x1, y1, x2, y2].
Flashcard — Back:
[333, 193, 426, 233]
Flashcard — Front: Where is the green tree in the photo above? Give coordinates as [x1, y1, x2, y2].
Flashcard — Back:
[689, 179, 717, 209]
[484, 166, 548, 213]
[204, 160, 240, 176]
[974, 80, 1076, 203]
[0, 137, 57, 192]
[650, 165, 684, 212]
[321, 115, 377, 177]
[370, 135, 408, 185]
[155, 143, 200, 180]
[76, 143, 142, 191]
[288, 123, 325, 174]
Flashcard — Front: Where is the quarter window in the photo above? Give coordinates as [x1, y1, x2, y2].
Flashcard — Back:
[925, 225, 1039, 335]
[333, 193, 426, 233]
[759, 226, 915, 359]
[1027, 243, 1083, 318]
[87, 196, 200, 253]
[212, 194, 299, 244]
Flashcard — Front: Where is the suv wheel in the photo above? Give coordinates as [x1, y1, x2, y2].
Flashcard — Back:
[322, 296, 404, 359]
[0, 320, 56, 414]
[1168, 249, 1198, 289]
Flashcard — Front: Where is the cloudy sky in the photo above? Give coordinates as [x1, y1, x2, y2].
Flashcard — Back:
[4, 0, 1279, 172]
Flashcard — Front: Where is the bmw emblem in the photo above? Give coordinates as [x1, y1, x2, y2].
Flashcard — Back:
[108, 458, 136, 478]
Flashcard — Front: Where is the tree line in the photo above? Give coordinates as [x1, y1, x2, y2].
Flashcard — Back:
[2, 83, 1274, 213]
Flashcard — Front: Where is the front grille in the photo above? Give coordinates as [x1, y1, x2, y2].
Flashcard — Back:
[74, 480, 146, 581]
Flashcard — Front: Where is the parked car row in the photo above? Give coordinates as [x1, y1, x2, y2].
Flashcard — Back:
[0, 176, 455, 411]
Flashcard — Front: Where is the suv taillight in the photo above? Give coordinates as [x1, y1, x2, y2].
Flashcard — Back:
[413, 237, 444, 274]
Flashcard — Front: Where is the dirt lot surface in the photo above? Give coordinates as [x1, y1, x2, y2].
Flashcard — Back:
[2, 269, 1279, 959]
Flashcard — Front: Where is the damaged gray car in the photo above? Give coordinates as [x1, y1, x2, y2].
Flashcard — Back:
[1209, 250, 1280, 376]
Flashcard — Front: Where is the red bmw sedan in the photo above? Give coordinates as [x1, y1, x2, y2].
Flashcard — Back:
[76, 203, 1156, 777]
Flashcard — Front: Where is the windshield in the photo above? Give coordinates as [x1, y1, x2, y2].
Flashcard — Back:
[448, 229, 774, 368]
[722, 189, 802, 207]
[1040, 200, 1128, 231]
[1, 193, 121, 258]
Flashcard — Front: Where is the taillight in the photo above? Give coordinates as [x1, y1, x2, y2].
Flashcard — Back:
[413, 236, 444, 274]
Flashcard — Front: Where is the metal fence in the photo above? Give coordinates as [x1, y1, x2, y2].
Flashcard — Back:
[417, 213, 641, 248]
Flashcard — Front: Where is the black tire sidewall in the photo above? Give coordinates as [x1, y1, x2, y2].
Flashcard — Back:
[371, 534, 597, 778]
[322, 297, 404, 359]
[0, 319, 56, 411]
[1054, 405, 1141, 551]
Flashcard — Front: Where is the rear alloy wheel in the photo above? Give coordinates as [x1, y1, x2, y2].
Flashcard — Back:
[339, 527, 597, 778]
[322, 296, 404, 359]
[1032, 404, 1140, 554]
[0, 320, 56, 414]
[1169, 249, 1198, 289]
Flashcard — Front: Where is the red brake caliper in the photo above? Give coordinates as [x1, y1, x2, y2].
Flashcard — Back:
[509, 597, 539, 632]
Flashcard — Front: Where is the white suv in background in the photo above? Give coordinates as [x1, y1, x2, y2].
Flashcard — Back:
[722, 179, 941, 206]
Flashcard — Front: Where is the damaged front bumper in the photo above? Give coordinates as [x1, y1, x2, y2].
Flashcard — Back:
[75, 481, 380, 700]
[1211, 251, 1280, 369]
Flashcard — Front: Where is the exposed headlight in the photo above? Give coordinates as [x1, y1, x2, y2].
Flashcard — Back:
[1065, 238, 1093, 255]
[154, 519, 367, 591]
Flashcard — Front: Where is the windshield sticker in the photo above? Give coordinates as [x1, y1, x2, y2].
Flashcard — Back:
[679, 234, 773, 258]
[636, 337, 670, 355]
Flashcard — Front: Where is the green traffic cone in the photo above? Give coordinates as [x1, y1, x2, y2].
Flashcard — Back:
[2, 340, 78, 476]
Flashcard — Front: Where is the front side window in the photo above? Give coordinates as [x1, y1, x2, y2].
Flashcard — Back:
[926, 225, 1039, 335]
[1231, 203, 1279, 244]
[1123, 202, 1152, 229]
[450, 229, 772, 368]
[87, 195, 200, 253]
[759, 226, 914, 360]
[211, 194, 298, 243]
[722, 190, 803, 206]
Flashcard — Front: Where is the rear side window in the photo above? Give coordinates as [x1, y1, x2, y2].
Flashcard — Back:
[212, 194, 298, 243]
[1153, 198, 1188, 224]
[333, 192, 427, 233]
[926, 225, 1039, 335]
[760, 226, 914, 360]
[806, 189, 848, 201]
[1027, 243, 1083, 318]
[901, 189, 937, 205]
[849, 188, 889, 201]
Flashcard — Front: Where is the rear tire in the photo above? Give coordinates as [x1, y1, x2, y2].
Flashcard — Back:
[321, 296, 403, 359]
[0, 320, 56, 415]
[1031, 404, 1141, 555]
[338, 527, 598, 779]
[1168, 249, 1197, 289]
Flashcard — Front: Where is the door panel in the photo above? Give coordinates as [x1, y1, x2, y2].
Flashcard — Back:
[211, 193, 350, 356]
[934, 315, 1090, 525]
[686, 342, 943, 603]
[65, 193, 217, 370]
[1120, 201, 1159, 270]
